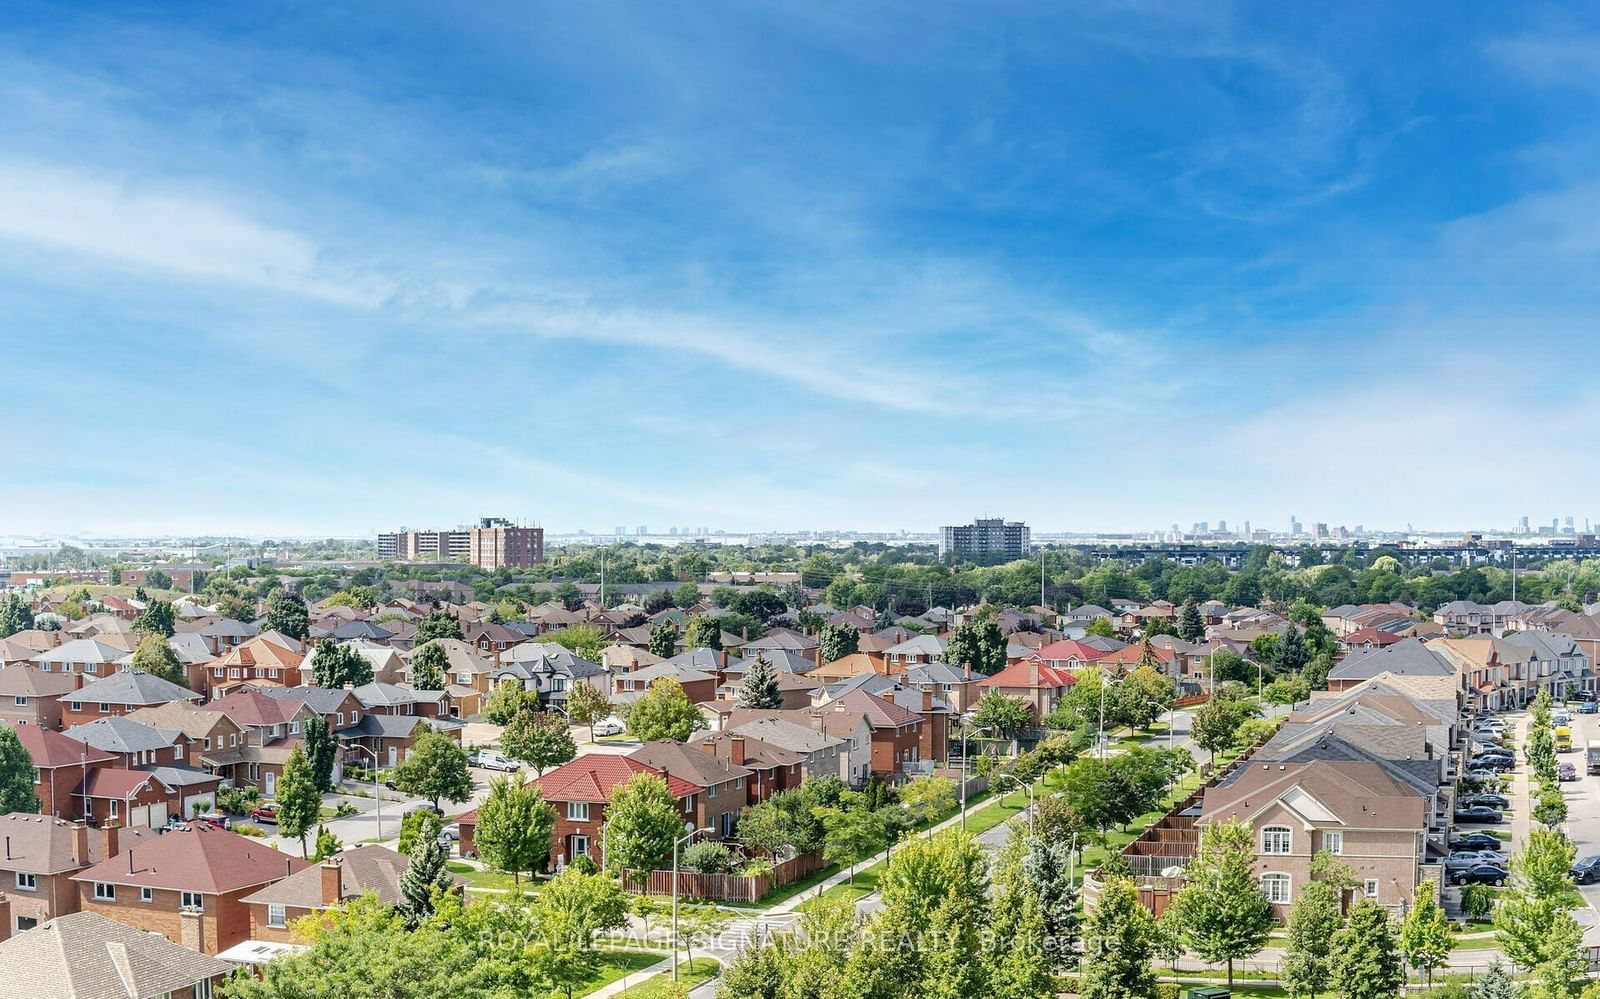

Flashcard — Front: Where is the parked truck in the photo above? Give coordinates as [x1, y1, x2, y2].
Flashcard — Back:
[1586, 740, 1600, 775]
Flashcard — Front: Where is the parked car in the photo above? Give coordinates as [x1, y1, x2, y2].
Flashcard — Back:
[193, 812, 232, 830]
[592, 716, 625, 737]
[1462, 768, 1500, 783]
[1559, 762, 1580, 781]
[1450, 831, 1503, 851]
[406, 802, 445, 818]
[1581, 700, 1598, 714]
[1463, 793, 1510, 810]
[1572, 855, 1600, 884]
[250, 804, 280, 825]
[1555, 711, 1573, 726]
[1453, 863, 1510, 887]
[1471, 740, 1506, 755]
[1453, 805, 1504, 824]
[471, 751, 520, 772]
[1469, 756, 1515, 772]
[1445, 851, 1492, 873]
[438, 822, 460, 844]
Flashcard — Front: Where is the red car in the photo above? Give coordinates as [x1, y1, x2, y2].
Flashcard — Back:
[250, 804, 280, 824]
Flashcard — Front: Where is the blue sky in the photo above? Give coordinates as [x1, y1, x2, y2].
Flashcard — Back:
[3, 2, 1599, 537]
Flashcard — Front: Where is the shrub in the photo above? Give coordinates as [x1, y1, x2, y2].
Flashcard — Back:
[738, 858, 774, 878]
[333, 802, 359, 818]
[216, 787, 261, 816]
[232, 823, 266, 837]
[680, 840, 735, 874]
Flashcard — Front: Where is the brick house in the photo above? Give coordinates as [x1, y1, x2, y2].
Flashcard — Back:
[812, 690, 925, 778]
[72, 823, 310, 954]
[977, 659, 1077, 725]
[31, 640, 130, 688]
[0, 815, 152, 932]
[241, 847, 466, 945]
[0, 669, 77, 729]
[61, 717, 192, 770]
[179, 618, 260, 656]
[616, 662, 718, 705]
[456, 755, 700, 871]
[687, 731, 805, 805]
[336, 714, 461, 771]
[59, 671, 202, 728]
[192, 636, 305, 698]
[628, 739, 751, 840]
[15, 726, 117, 819]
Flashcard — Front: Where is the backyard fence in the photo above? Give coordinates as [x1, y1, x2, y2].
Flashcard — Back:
[622, 851, 827, 904]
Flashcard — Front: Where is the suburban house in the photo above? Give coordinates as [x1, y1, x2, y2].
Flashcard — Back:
[1339, 627, 1405, 654]
[0, 669, 77, 729]
[0, 814, 152, 931]
[62, 717, 191, 770]
[717, 715, 850, 784]
[686, 731, 805, 804]
[628, 739, 752, 839]
[59, 671, 202, 728]
[181, 618, 260, 655]
[615, 661, 718, 705]
[31, 640, 131, 686]
[491, 642, 609, 710]
[0, 909, 233, 997]
[978, 660, 1077, 724]
[456, 754, 702, 871]
[336, 713, 459, 770]
[1325, 638, 1456, 694]
[193, 636, 306, 698]
[17, 726, 117, 819]
[880, 635, 946, 670]
[241, 847, 466, 947]
[72, 823, 310, 954]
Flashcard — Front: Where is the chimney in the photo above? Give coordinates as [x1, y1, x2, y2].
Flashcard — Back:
[921, 689, 933, 712]
[101, 824, 119, 865]
[72, 822, 90, 867]
[811, 712, 825, 734]
[730, 737, 746, 767]
[720, 650, 729, 669]
[179, 906, 204, 952]
[698, 739, 717, 757]
[321, 859, 343, 906]
[0, 895, 10, 942]
[813, 646, 822, 669]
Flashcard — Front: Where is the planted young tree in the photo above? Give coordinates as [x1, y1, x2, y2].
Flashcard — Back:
[1021, 836, 1080, 970]
[815, 802, 890, 886]
[409, 642, 447, 691]
[1172, 818, 1274, 986]
[311, 824, 342, 862]
[501, 706, 576, 775]
[1534, 782, 1569, 828]
[626, 677, 704, 742]
[603, 772, 682, 880]
[1079, 874, 1158, 999]
[1281, 879, 1342, 999]
[1191, 689, 1257, 765]
[397, 816, 454, 928]
[1398, 883, 1450, 988]
[1331, 898, 1404, 999]
[473, 775, 554, 886]
[531, 865, 630, 999]
[1495, 827, 1588, 993]
[897, 775, 955, 829]
[276, 744, 323, 857]
[564, 681, 611, 742]
[389, 730, 473, 810]
[738, 653, 782, 710]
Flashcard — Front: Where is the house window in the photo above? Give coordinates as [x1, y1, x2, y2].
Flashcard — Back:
[708, 783, 716, 799]
[1364, 879, 1380, 899]
[336, 713, 344, 726]
[68, 702, 81, 712]
[1323, 831, 1343, 855]
[141, 887, 153, 902]
[204, 737, 211, 751]
[98, 703, 110, 713]
[1261, 827, 1291, 855]
[193, 979, 215, 998]
[290, 722, 301, 735]
[14, 872, 35, 892]
[1261, 874, 1291, 904]
[267, 903, 287, 928]
[456, 672, 472, 686]
[108, 800, 119, 818]
[213, 668, 224, 678]
[93, 882, 116, 901]
[174, 743, 184, 760]
[568, 802, 590, 822]
[181, 891, 203, 910]
[10, 697, 23, 707]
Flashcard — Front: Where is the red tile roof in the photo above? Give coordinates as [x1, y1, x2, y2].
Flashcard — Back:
[1031, 639, 1114, 663]
[71, 823, 309, 894]
[979, 660, 1078, 690]
[1342, 626, 1404, 647]
[457, 753, 699, 823]
[16, 724, 117, 768]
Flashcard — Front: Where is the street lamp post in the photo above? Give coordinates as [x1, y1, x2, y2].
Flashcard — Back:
[346, 744, 384, 842]
[672, 825, 715, 981]
[993, 773, 1037, 836]
[959, 721, 993, 830]
[1098, 674, 1124, 759]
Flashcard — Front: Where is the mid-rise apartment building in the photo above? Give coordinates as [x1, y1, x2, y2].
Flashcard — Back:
[938, 517, 1030, 559]
[378, 516, 544, 569]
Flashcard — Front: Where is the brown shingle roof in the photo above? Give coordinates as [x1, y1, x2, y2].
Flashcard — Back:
[71, 823, 309, 894]
[241, 845, 465, 909]
[628, 739, 753, 787]
[0, 813, 152, 875]
[0, 910, 231, 999]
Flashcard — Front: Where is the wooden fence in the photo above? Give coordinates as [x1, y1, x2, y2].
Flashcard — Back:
[622, 851, 827, 904]
[1172, 692, 1211, 709]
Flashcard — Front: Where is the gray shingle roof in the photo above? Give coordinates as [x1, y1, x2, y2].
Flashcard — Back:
[62, 717, 183, 755]
[70, 670, 200, 706]
[0, 910, 231, 998]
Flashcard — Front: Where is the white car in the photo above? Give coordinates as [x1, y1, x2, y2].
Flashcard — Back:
[472, 751, 520, 772]
[592, 716, 625, 737]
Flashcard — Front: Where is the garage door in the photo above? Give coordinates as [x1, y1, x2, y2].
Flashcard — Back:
[148, 802, 168, 827]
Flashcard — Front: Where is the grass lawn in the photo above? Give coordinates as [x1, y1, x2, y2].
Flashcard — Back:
[447, 861, 540, 893]
[546, 950, 666, 998]
[617, 957, 719, 996]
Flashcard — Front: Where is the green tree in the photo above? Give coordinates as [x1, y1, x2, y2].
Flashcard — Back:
[133, 599, 176, 637]
[1020, 835, 1080, 970]
[1534, 782, 1569, 828]
[483, 679, 536, 725]
[897, 776, 956, 829]
[1264, 673, 1312, 707]
[397, 815, 454, 928]
[311, 823, 342, 862]
[819, 623, 859, 664]
[1277, 622, 1309, 673]
[1496, 828, 1588, 994]
[389, 730, 473, 809]
[1282, 879, 1343, 999]
[1191, 689, 1257, 764]
[814, 803, 888, 886]
[546, 625, 606, 661]
[410, 642, 447, 691]
[1085, 616, 1118, 639]
[945, 616, 1008, 676]
[603, 772, 683, 880]
[311, 640, 373, 689]
[473, 775, 554, 886]
[529, 865, 630, 999]
[1172, 818, 1274, 986]
[1331, 898, 1404, 999]
[1124, 663, 1175, 733]
[0, 593, 35, 638]
[1460, 882, 1496, 923]
[129, 633, 188, 688]
[564, 681, 611, 742]
[648, 619, 679, 658]
[970, 689, 1033, 742]
[673, 582, 702, 608]
[684, 614, 722, 651]
[415, 610, 464, 644]
[264, 588, 309, 640]
[626, 678, 705, 742]
[1178, 600, 1205, 642]
[0, 727, 40, 814]
[145, 569, 174, 591]
[1398, 883, 1451, 988]
[501, 706, 576, 775]
[739, 653, 782, 709]
[276, 744, 322, 857]
[303, 716, 336, 792]
[1472, 960, 1517, 999]
[1079, 874, 1158, 999]
[398, 808, 440, 856]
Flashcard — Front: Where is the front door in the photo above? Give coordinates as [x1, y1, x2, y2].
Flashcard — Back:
[572, 834, 589, 858]
[387, 746, 398, 767]
[265, 771, 276, 797]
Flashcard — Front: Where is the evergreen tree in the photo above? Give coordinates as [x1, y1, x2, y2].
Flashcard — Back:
[133, 600, 176, 638]
[1276, 622, 1308, 673]
[264, 588, 310, 641]
[1281, 879, 1342, 999]
[0, 593, 34, 638]
[1020, 836, 1080, 970]
[1172, 818, 1274, 986]
[1471, 960, 1517, 999]
[397, 817, 453, 928]
[276, 745, 322, 857]
[1398, 882, 1450, 988]
[648, 619, 679, 658]
[1331, 899, 1403, 999]
[1079, 874, 1157, 999]
[739, 654, 782, 709]
[310, 823, 342, 861]
[987, 868, 1056, 999]
[818, 623, 859, 664]
[1178, 600, 1205, 642]
[304, 716, 336, 792]
[410, 642, 447, 691]
[0, 727, 40, 814]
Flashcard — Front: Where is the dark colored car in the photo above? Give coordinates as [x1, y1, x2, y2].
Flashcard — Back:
[1572, 856, 1600, 884]
[1559, 762, 1580, 781]
[1451, 832, 1504, 851]
[1463, 793, 1510, 809]
[1454, 805, 1504, 824]
[1454, 863, 1509, 886]
[1469, 756, 1515, 772]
